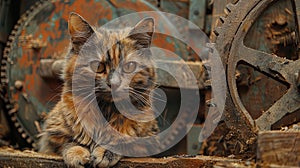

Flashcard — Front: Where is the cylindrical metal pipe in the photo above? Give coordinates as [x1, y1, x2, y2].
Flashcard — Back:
[39, 59, 64, 79]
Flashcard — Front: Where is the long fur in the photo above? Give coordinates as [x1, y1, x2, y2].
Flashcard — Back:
[39, 13, 158, 168]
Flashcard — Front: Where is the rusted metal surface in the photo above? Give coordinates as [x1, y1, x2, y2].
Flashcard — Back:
[210, 0, 235, 41]
[38, 59, 64, 78]
[0, 0, 206, 149]
[213, 0, 300, 158]
[38, 58, 207, 88]
[159, 0, 189, 19]
[227, 0, 300, 130]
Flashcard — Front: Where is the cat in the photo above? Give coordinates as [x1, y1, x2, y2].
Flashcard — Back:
[38, 12, 159, 168]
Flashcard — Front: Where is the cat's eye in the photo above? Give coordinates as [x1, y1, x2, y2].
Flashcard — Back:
[90, 61, 106, 73]
[122, 61, 137, 73]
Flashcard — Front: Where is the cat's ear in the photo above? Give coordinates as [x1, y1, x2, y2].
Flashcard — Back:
[68, 12, 94, 52]
[129, 17, 154, 48]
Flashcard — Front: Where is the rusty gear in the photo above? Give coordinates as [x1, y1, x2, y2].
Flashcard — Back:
[214, 0, 300, 154]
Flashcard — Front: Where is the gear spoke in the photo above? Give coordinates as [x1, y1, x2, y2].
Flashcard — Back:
[255, 89, 300, 130]
[238, 45, 292, 80]
[294, 0, 300, 35]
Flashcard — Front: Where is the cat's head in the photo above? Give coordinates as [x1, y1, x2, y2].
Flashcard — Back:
[64, 13, 156, 104]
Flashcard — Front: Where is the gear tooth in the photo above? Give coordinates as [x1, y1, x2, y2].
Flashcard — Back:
[26, 138, 33, 144]
[14, 122, 20, 127]
[10, 30, 17, 36]
[225, 3, 235, 13]
[5, 39, 11, 44]
[1, 79, 7, 84]
[219, 16, 226, 23]
[3, 47, 10, 54]
[213, 27, 222, 36]
[11, 116, 17, 122]
[8, 108, 17, 115]
[8, 35, 14, 41]
[17, 127, 23, 133]
[17, 19, 22, 25]
[13, 24, 19, 30]
[224, 8, 229, 15]
[213, 30, 219, 36]
[232, 0, 239, 4]
[21, 133, 27, 139]
[30, 6, 35, 11]
[1, 74, 6, 79]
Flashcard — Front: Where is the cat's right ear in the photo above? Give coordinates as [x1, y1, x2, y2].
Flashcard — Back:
[68, 12, 94, 52]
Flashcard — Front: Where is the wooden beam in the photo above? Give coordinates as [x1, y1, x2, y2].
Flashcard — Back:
[0, 148, 251, 168]
[257, 131, 300, 167]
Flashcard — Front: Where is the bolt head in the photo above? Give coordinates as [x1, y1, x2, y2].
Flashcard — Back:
[14, 80, 23, 90]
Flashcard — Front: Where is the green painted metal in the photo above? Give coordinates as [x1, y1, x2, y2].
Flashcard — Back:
[187, 124, 202, 155]
[189, 0, 206, 30]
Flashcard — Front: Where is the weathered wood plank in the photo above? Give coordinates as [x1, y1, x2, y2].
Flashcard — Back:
[257, 131, 300, 167]
[0, 148, 65, 168]
[0, 148, 252, 168]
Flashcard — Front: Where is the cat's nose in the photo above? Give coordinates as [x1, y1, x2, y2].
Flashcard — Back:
[107, 70, 121, 89]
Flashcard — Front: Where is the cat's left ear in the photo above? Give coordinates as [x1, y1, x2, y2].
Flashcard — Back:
[68, 12, 94, 52]
[129, 17, 154, 48]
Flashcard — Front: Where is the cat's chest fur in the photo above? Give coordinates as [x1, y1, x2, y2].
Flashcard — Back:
[40, 91, 158, 154]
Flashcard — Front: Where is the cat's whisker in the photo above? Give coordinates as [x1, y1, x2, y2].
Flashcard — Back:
[62, 87, 94, 93]
[82, 95, 97, 111]
[129, 90, 152, 107]
[130, 86, 161, 97]
[129, 90, 170, 125]
[75, 91, 96, 109]
[129, 88, 166, 103]
[45, 92, 63, 108]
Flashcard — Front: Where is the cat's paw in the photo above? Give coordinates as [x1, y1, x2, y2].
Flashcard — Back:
[91, 147, 122, 168]
[62, 145, 90, 168]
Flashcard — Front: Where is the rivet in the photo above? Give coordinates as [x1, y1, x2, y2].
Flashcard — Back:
[14, 80, 23, 90]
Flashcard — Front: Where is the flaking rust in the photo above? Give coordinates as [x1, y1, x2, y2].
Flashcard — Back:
[0, 0, 196, 148]
[211, 0, 300, 159]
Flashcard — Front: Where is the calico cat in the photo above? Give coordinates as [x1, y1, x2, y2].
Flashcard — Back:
[39, 12, 159, 168]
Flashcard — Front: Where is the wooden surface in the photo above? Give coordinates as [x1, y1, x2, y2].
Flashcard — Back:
[0, 147, 254, 168]
[257, 131, 300, 167]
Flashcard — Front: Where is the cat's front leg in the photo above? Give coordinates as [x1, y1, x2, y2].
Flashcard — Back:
[91, 146, 122, 168]
[62, 143, 91, 168]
